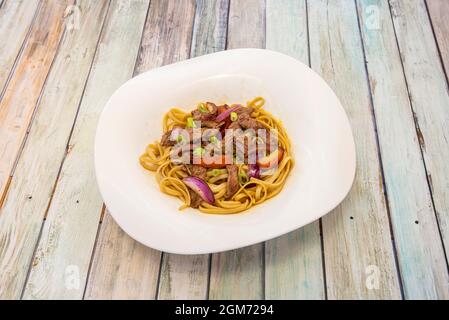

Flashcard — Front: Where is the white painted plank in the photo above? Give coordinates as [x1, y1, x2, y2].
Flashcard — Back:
[264, 0, 325, 300]
[308, 0, 401, 299]
[21, 0, 150, 300]
[389, 0, 449, 264]
[209, 0, 265, 300]
[0, 0, 40, 96]
[426, 0, 449, 77]
[85, 0, 196, 299]
[0, 0, 74, 300]
[357, 0, 449, 299]
[157, 0, 229, 300]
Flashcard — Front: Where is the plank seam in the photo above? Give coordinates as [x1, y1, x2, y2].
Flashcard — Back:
[305, 0, 327, 300]
[154, 253, 164, 300]
[0, 0, 43, 103]
[83, 0, 152, 294]
[19, 219, 45, 299]
[82, 206, 104, 300]
[423, 0, 449, 94]
[387, 0, 449, 274]
[354, 0, 404, 299]
[20, 0, 113, 296]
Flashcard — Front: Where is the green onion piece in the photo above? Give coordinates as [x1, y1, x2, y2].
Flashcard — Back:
[176, 135, 184, 144]
[193, 147, 205, 156]
[209, 168, 226, 177]
[238, 171, 248, 184]
[209, 135, 218, 144]
[230, 112, 238, 122]
[186, 117, 196, 128]
[197, 102, 207, 113]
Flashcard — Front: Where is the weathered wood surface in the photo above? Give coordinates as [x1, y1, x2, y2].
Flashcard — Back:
[264, 0, 325, 300]
[0, 0, 68, 204]
[389, 0, 449, 264]
[0, 0, 72, 299]
[85, 0, 196, 299]
[157, 0, 229, 300]
[21, 0, 151, 300]
[308, 0, 401, 299]
[0, 0, 448, 300]
[426, 0, 449, 77]
[208, 0, 265, 300]
[0, 0, 40, 96]
[357, 0, 449, 299]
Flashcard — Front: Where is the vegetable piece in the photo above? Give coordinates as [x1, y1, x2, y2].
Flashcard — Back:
[215, 105, 242, 122]
[197, 102, 208, 113]
[257, 147, 284, 168]
[183, 176, 215, 204]
[209, 135, 218, 144]
[230, 112, 238, 122]
[199, 155, 230, 169]
[238, 171, 249, 184]
[247, 164, 260, 179]
[193, 147, 205, 156]
[186, 116, 196, 128]
[208, 168, 227, 177]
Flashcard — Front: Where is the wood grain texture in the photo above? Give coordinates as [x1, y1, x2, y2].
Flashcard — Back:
[308, 0, 401, 299]
[426, 0, 449, 78]
[157, 0, 229, 300]
[0, 0, 72, 300]
[0, 0, 69, 205]
[21, 0, 150, 300]
[390, 0, 449, 263]
[264, 0, 325, 300]
[208, 0, 265, 300]
[357, 0, 449, 299]
[0, 0, 40, 96]
[85, 0, 196, 299]
[85, 211, 161, 299]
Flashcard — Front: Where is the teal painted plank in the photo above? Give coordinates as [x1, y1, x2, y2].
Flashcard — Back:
[389, 0, 449, 271]
[264, 0, 325, 300]
[357, 0, 449, 299]
[308, 0, 401, 299]
[209, 0, 265, 300]
[158, 0, 230, 300]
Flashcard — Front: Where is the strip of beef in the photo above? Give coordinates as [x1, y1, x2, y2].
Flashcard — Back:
[189, 189, 203, 208]
[190, 164, 207, 180]
[202, 120, 225, 128]
[160, 129, 176, 146]
[238, 112, 265, 130]
[191, 102, 218, 122]
[225, 165, 239, 199]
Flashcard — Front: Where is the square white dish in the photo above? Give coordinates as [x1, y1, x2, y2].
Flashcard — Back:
[94, 48, 356, 254]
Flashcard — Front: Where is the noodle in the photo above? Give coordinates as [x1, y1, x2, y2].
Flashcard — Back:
[139, 97, 294, 214]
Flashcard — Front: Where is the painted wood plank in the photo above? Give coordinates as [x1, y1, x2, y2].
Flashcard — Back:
[389, 0, 449, 272]
[0, 0, 73, 300]
[426, 0, 449, 78]
[264, 0, 325, 300]
[0, 0, 40, 96]
[157, 0, 229, 300]
[20, 0, 150, 300]
[0, 0, 69, 203]
[84, 211, 162, 299]
[308, 0, 401, 299]
[85, 0, 196, 299]
[356, 0, 449, 299]
[208, 0, 265, 300]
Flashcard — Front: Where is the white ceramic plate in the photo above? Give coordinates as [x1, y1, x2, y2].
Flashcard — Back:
[95, 49, 356, 254]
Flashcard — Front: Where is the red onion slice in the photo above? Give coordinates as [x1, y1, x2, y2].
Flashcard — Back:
[183, 176, 215, 204]
[215, 105, 242, 122]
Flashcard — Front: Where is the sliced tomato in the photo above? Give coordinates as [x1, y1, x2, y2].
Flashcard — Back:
[257, 147, 284, 168]
[199, 155, 232, 168]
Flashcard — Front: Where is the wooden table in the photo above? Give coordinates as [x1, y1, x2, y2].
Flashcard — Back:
[0, 0, 448, 300]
